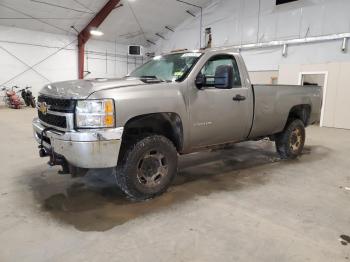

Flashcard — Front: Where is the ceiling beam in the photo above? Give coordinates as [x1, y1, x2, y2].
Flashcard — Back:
[78, 0, 121, 79]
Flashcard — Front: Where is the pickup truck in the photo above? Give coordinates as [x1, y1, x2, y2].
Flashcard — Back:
[33, 48, 322, 200]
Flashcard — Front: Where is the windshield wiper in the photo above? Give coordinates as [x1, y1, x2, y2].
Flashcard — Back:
[139, 75, 166, 82]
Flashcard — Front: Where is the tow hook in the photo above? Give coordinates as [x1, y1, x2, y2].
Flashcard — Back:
[48, 154, 70, 175]
[48, 154, 65, 167]
[39, 146, 69, 175]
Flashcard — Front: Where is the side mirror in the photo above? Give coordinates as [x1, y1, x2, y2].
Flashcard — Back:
[214, 65, 233, 89]
[195, 73, 206, 89]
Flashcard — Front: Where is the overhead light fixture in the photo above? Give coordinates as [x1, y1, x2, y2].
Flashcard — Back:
[185, 10, 196, 17]
[90, 28, 104, 36]
[165, 26, 175, 32]
[155, 33, 166, 40]
[147, 40, 156, 45]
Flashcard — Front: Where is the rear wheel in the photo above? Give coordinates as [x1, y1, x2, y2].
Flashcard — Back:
[115, 135, 178, 201]
[275, 119, 305, 159]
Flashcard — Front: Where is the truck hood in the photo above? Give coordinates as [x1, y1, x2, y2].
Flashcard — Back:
[39, 77, 149, 99]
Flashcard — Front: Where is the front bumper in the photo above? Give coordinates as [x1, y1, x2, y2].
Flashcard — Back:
[32, 118, 123, 168]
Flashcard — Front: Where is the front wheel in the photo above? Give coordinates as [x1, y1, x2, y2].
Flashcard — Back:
[24, 98, 30, 106]
[115, 135, 178, 201]
[30, 97, 36, 108]
[275, 119, 305, 159]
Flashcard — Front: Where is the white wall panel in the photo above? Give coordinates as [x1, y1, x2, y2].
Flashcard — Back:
[242, 0, 260, 17]
[275, 8, 301, 40]
[333, 63, 350, 129]
[84, 39, 144, 79]
[0, 26, 77, 97]
[260, 0, 275, 13]
[300, 4, 324, 37]
[0, 25, 144, 97]
[259, 13, 277, 42]
[322, 0, 350, 35]
[241, 16, 259, 44]
[249, 70, 279, 84]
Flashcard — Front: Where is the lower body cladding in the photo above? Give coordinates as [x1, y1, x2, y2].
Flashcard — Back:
[32, 118, 123, 174]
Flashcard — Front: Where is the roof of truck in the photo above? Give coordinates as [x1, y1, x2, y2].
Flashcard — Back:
[165, 47, 239, 55]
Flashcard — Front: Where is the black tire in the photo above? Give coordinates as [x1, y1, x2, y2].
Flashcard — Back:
[115, 135, 178, 201]
[30, 98, 36, 108]
[24, 98, 30, 106]
[275, 119, 305, 159]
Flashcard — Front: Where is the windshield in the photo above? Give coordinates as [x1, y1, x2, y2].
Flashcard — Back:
[129, 52, 202, 82]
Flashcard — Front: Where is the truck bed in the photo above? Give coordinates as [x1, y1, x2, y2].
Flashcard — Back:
[248, 84, 322, 139]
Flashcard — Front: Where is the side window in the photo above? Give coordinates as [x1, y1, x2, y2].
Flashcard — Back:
[200, 55, 241, 87]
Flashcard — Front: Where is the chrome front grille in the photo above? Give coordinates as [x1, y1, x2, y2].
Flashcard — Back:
[37, 95, 75, 131]
[38, 111, 67, 129]
[37, 95, 75, 112]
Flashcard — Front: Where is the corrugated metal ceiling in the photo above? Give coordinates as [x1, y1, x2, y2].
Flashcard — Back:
[0, 0, 212, 45]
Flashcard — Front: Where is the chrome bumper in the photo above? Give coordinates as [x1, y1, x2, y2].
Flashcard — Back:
[32, 118, 123, 168]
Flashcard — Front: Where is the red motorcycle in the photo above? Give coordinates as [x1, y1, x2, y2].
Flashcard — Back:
[1, 86, 23, 109]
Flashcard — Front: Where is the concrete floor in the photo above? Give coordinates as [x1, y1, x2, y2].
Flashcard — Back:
[0, 106, 349, 262]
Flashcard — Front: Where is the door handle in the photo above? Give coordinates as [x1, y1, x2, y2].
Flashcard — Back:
[232, 94, 246, 101]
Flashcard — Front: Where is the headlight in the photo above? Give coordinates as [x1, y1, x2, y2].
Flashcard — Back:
[75, 99, 115, 128]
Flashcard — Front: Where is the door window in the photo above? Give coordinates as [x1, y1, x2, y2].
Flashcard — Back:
[200, 55, 241, 87]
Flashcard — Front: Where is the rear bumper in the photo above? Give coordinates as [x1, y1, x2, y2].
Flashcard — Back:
[32, 118, 123, 168]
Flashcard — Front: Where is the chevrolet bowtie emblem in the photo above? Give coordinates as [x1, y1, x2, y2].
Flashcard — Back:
[38, 102, 48, 115]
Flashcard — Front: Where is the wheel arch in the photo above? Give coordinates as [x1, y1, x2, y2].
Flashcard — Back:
[122, 112, 184, 152]
[286, 104, 311, 127]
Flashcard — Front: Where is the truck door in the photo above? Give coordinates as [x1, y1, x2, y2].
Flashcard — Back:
[188, 54, 253, 148]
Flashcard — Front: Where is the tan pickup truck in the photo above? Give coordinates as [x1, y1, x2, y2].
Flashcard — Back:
[33, 48, 322, 200]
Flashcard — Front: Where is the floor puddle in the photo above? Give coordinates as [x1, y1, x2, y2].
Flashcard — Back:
[26, 142, 329, 231]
